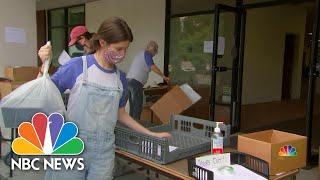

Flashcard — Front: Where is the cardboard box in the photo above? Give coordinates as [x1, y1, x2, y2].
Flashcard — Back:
[140, 105, 162, 125]
[150, 84, 201, 124]
[0, 81, 26, 98]
[238, 130, 307, 175]
[181, 85, 210, 120]
[5, 66, 39, 81]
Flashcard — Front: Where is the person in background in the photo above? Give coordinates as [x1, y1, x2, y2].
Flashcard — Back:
[126, 41, 170, 121]
[38, 17, 171, 180]
[68, 26, 95, 55]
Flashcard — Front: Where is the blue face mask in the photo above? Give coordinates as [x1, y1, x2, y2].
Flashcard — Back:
[75, 42, 84, 51]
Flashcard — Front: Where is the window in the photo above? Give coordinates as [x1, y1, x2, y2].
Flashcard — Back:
[169, 14, 223, 86]
[48, 5, 85, 67]
[169, 14, 228, 104]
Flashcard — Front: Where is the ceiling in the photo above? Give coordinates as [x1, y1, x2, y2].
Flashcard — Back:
[36, 0, 316, 14]
[171, 0, 316, 15]
[36, 0, 100, 10]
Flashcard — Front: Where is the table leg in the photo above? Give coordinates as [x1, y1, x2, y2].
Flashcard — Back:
[151, 112, 153, 124]
[9, 128, 14, 177]
[146, 169, 150, 180]
[0, 129, 2, 157]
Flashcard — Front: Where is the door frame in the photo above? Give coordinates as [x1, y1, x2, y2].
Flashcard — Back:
[210, 4, 247, 133]
[306, 0, 320, 165]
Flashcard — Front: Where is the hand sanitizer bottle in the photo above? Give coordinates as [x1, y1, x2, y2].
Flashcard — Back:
[211, 122, 224, 154]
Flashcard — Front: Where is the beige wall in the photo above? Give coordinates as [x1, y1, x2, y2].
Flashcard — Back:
[38, 0, 309, 104]
[86, 0, 165, 86]
[242, 5, 307, 104]
[0, 0, 37, 77]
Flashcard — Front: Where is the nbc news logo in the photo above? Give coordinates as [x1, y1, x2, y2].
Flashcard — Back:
[11, 113, 84, 171]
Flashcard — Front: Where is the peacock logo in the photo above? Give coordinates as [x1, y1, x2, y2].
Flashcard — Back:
[278, 145, 298, 157]
[12, 113, 84, 155]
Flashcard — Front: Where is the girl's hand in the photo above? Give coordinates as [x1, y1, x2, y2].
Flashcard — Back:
[150, 132, 172, 138]
[38, 43, 52, 63]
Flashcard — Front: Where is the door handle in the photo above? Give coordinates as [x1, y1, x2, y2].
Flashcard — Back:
[214, 67, 231, 72]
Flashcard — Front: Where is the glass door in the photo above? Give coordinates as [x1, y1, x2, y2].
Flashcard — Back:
[306, 0, 320, 165]
[210, 4, 246, 133]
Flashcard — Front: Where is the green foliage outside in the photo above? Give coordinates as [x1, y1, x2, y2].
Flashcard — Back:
[169, 14, 224, 86]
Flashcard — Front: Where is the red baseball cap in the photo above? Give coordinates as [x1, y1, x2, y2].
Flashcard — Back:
[68, 26, 88, 46]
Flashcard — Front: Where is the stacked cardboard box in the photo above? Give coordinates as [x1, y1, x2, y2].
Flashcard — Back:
[0, 66, 38, 98]
[0, 81, 27, 98]
[5, 66, 39, 81]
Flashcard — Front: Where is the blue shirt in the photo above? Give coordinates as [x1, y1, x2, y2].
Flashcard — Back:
[126, 50, 155, 85]
[51, 54, 127, 107]
[144, 51, 155, 68]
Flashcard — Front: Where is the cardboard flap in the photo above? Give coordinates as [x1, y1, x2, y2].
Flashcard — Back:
[240, 130, 274, 143]
[180, 84, 201, 104]
[271, 130, 307, 143]
[150, 86, 193, 124]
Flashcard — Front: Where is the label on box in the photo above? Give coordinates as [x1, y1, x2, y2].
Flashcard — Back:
[196, 153, 230, 169]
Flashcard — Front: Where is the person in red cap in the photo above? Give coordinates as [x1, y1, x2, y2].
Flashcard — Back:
[69, 26, 94, 54]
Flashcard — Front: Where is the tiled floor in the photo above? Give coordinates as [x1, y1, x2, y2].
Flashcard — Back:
[297, 168, 318, 180]
[239, 98, 320, 153]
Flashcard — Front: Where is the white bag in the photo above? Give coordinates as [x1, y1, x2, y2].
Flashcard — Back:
[0, 44, 66, 129]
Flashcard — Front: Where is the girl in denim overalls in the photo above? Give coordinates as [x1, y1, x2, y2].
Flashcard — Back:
[38, 17, 171, 180]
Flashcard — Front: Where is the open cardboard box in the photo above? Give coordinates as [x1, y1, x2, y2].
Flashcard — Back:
[150, 84, 201, 124]
[238, 130, 307, 175]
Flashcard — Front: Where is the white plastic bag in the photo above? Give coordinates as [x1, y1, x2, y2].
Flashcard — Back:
[0, 42, 66, 129]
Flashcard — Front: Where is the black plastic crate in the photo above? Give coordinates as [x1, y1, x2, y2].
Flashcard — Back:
[188, 152, 269, 180]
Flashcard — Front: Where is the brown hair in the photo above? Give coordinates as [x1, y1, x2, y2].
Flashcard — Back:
[77, 31, 94, 41]
[90, 17, 133, 51]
